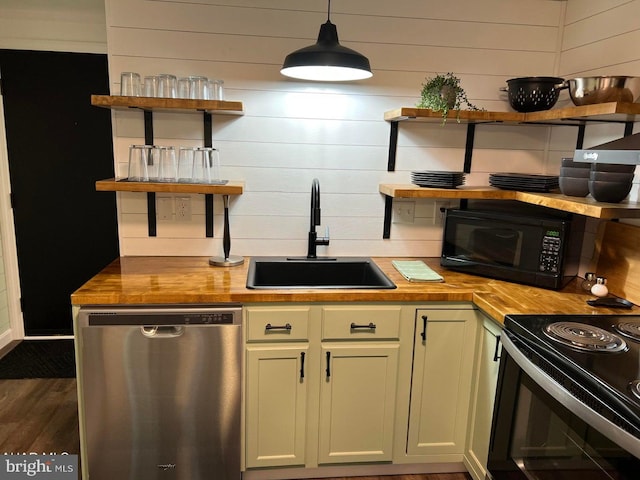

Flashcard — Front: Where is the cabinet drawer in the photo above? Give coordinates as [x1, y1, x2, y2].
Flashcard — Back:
[321, 306, 401, 340]
[246, 307, 310, 342]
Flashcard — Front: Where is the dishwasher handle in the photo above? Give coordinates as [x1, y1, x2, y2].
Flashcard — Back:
[141, 325, 185, 338]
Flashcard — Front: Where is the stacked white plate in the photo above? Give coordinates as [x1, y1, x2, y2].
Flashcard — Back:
[411, 171, 465, 189]
[489, 173, 559, 192]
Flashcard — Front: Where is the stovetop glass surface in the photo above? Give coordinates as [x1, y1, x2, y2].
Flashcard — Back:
[505, 314, 640, 415]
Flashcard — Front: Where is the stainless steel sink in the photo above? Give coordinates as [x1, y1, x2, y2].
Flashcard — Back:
[246, 257, 396, 289]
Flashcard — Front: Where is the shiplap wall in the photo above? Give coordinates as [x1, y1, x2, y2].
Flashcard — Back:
[559, 0, 640, 235]
[0, 0, 106, 53]
[107, 0, 586, 258]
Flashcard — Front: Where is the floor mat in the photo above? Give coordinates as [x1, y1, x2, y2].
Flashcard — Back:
[0, 340, 76, 378]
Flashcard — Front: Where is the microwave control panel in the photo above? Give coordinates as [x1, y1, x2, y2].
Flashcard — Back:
[539, 232, 562, 273]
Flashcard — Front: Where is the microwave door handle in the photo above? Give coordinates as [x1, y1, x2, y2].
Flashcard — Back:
[446, 256, 482, 265]
[496, 233, 518, 239]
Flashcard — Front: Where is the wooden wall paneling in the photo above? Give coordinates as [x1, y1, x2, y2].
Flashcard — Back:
[473, 125, 550, 149]
[564, 0, 630, 25]
[563, 2, 640, 51]
[560, 30, 640, 75]
[361, 44, 558, 76]
[0, 2, 106, 53]
[105, 0, 568, 257]
[595, 220, 640, 306]
[107, 28, 559, 80]
[117, 0, 563, 29]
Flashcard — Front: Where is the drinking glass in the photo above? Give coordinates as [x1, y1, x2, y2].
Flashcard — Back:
[178, 147, 197, 183]
[177, 77, 190, 99]
[120, 72, 141, 96]
[189, 76, 210, 100]
[146, 146, 162, 181]
[128, 145, 152, 181]
[144, 75, 160, 97]
[157, 74, 178, 98]
[193, 147, 221, 184]
[210, 79, 225, 100]
[158, 146, 177, 182]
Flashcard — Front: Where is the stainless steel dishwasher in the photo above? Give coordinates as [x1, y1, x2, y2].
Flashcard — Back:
[77, 305, 242, 480]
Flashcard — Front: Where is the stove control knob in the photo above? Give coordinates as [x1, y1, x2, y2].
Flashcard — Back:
[590, 277, 608, 297]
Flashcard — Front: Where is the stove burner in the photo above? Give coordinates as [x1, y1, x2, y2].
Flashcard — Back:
[543, 322, 627, 353]
[614, 321, 640, 342]
[630, 380, 640, 401]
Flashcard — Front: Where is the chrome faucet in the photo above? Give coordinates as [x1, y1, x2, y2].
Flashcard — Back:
[307, 178, 330, 258]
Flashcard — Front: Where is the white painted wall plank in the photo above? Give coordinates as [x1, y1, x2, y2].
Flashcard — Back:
[102, 0, 637, 257]
[564, 0, 631, 24]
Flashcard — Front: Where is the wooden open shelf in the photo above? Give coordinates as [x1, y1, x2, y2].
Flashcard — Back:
[384, 102, 640, 125]
[91, 95, 244, 114]
[96, 178, 244, 195]
[379, 184, 640, 220]
[384, 108, 524, 123]
[380, 184, 515, 199]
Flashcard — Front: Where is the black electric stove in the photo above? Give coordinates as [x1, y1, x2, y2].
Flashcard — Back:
[504, 314, 640, 441]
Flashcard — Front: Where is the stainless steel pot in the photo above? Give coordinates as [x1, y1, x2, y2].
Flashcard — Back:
[564, 76, 640, 105]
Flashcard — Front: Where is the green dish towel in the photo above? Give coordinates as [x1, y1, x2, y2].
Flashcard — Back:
[392, 260, 444, 283]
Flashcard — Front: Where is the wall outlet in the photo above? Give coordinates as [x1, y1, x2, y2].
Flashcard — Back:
[393, 200, 415, 224]
[175, 197, 192, 221]
[433, 200, 451, 225]
[157, 196, 173, 221]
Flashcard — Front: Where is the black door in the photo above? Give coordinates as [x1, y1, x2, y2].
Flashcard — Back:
[1, 49, 119, 336]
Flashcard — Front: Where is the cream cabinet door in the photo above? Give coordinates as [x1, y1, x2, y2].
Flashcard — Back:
[318, 343, 399, 464]
[407, 309, 477, 456]
[465, 316, 502, 480]
[245, 345, 308, 468]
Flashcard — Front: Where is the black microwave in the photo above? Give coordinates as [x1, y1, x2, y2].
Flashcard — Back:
[440, 208, 583, 290]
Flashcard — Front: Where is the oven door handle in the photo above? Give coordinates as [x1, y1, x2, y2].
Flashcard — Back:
[500, 332, 640, 460]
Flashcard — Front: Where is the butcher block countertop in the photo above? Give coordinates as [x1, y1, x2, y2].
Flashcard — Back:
[70, 256, 637, 324]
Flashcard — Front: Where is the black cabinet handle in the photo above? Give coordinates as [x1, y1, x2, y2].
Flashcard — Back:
[350, 322, 376, 330]
[421, 315, 428, 341]
[326, 351, 331, 378]
[493, 335, 502, 362]
[265, 323, 292, 331]
[300, 352, 305, 380]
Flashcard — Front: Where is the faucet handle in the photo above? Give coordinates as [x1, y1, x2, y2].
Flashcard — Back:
[317, 226, 330, 246]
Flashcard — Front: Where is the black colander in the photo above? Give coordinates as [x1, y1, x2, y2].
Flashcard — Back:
[502, 77, 566, 113]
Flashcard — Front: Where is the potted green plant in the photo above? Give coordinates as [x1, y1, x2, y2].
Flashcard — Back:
[417, 72, 482, 123]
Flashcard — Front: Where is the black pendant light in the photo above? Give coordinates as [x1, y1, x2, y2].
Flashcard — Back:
[281, 0, 372, 82]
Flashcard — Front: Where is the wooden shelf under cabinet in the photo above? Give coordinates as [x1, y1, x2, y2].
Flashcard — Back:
[91, 95, 244, 114]
[96, 178, 244, 195]
[379, 183, 640, 220]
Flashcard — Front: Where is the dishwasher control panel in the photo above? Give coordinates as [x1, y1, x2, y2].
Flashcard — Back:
[81, 305, 242, 326]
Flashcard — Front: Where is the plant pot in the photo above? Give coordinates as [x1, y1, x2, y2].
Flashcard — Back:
[440, 85, 457, 109]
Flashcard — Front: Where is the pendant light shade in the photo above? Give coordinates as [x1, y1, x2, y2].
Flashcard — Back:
[281, 2, 372, 82]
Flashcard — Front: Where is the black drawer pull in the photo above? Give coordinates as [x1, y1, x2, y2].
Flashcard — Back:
[493, 335, 502, 362]
[421, 315, 428, 341]
[265, 323, 292, 331]
[350, 322, 376, 330]
[300, 351, 305, 380]
[326, 351, 331, 378]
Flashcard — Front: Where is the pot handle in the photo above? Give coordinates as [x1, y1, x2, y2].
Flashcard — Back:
[556, 81, 569, 90]
[499, 86, 508, 92]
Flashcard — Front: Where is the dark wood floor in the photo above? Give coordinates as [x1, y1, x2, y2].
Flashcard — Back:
[0, 378, 471, 480]
[0, 378, 80, 455]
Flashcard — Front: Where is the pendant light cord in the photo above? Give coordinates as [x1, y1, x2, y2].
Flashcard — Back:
[327, 0, 331, 21]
